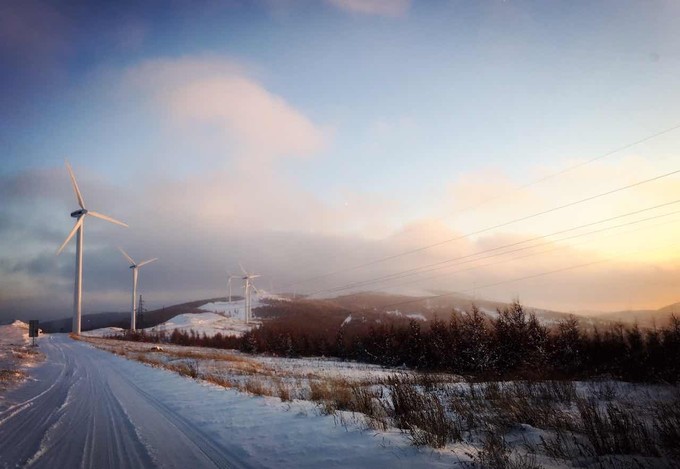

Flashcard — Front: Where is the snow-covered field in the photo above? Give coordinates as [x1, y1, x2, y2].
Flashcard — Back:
[81, 334, 680, 468]
[78, 309, 680, 467]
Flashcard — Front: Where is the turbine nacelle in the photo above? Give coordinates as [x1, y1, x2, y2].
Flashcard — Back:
[71, 208, 88, 218]
[118, 247, 157, 271]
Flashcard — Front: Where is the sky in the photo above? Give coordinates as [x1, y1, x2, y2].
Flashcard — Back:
[1, 0, 680, 321]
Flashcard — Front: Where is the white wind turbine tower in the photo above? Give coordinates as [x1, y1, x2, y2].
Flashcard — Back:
[56, 161, 128, 335]
[119, 247, 158, 331]
[239, 263, 261, 323]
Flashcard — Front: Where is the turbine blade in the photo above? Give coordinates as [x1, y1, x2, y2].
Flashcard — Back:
[250, 274, 261, 279]
[238, 262, 248, 275]
[252, 284, 261, 295]
[88, 211, 128, 228]
[56, 218, 83, 255]
[65, 160, 86, 209]
[118, 247, 135, 265]
[137, 258, 158, 268]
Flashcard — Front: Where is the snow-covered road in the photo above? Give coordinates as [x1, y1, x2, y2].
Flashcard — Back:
[0, 335, 452, 469]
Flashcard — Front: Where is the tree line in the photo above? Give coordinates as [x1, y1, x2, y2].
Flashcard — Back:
[111, 302, 680, 383]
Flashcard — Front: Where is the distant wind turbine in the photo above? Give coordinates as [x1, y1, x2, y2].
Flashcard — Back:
[239, 263, 261, 323]
[227, 272, 239, 303]
[119, 247, 158, 331]
[56, 161, 128, 335]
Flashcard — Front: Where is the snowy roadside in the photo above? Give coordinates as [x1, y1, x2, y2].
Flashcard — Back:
[78, 335, 680, 468]
[0, 321, 44, 394]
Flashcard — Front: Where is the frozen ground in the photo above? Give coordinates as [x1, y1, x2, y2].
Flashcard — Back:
[0, 334, 457, 468]
[82, 335, 680, 468]
[0, 321, 43, 395]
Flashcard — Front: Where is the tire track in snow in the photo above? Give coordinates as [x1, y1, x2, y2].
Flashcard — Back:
[115, 370, 245, 469]
[1, 335, 249, 469]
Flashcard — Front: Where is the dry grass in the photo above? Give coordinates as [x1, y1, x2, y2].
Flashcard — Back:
[83, 336, 680, 464]
[165, 348, 252, 364]
[202, 372, 236, 389]
[275, 378, 292, 402]
[384, 374, 462, 447]
[241, 378, 268, 396]
[0, 369, 27, 382]
[473, 432, 542, 469]
[654, 399, 680, 458]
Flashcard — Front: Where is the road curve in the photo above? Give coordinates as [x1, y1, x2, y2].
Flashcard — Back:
[0, 334, 245, 469]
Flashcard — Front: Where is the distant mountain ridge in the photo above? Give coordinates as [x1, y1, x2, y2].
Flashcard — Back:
[588, 302, 679, 328]
[38, 293, 679, 333]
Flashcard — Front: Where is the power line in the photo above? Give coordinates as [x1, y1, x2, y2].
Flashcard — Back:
[434, 122, 680, 220]
[312, 202, 680, 295]
[284, 167, 680, 290]
[307, 201, 680, 296]
[379, 242, 676, 311]
[282, 122, 680, 289]
[382, 260, 607, 310]
[380, 215, 680, 294]
[315, 208, 680, 296]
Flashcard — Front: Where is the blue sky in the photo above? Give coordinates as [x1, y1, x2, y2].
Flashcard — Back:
[1, 0, 679, 319]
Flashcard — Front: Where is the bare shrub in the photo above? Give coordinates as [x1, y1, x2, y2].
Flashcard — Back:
[166, 359, 200, 379]
[533, 380, 577, 404]
[242, 378, 268, 396]
[275, 379, 292, 402]
[576, 398, 658, 457]
[309, 379, 355, 415]
[654, 399, 680, 458]
[385, 374, 462, 448]
[135, 353, 161, 366]
[349, 384, 389, 430]
[203, 372, 235, 389]
[0, 369, 26, 383]
[540, 428, 581, 461]
[473, 432, 542, 469]
[588, 381, 619, 401]
[477, 382, 572, 432]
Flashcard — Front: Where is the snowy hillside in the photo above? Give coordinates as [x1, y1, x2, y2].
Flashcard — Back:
[146, 312, 254, 337]
[200, 289, 284, 321]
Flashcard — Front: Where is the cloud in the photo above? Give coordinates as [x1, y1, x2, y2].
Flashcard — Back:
[2, 54, 678, 321]
[443, 155, 680, 259]
[2, 152, 679, 322]
[125, 57, 327, 165]
[326, 0, 411, 17]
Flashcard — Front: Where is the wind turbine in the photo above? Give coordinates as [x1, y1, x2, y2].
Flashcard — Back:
[119, 248, 158, 331]
[227, 272, 239, 303]
[56, 161, 128, 335]
[239, 263, 261, 323]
